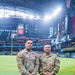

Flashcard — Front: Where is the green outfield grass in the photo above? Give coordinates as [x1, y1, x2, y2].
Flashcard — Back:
[0, 56, 75, 75]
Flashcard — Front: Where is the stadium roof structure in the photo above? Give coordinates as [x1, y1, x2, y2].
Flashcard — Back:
[0, 0, 75, 39]
[0, 0, 75, 18]
[0, 0, 66, 17]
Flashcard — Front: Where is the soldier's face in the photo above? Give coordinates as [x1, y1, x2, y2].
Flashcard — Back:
[25, 40, 33, 50]
[44, 45, 51, 53]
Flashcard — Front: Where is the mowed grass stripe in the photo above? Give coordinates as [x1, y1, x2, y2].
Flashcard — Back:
[60, 58, 75, 69]
[0, 56, 18, 75]
[58, 58, 75, 75]
[0, 56, 75, 75]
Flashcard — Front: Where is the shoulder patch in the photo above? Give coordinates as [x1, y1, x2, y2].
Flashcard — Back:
[17, 53, 22, 57]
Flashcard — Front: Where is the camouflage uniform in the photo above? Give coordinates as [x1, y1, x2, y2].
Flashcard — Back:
[38, 53, 60, 75]
[16, 49, 39, 75]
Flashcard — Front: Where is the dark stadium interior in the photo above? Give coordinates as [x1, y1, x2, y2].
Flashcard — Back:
[0, 0, 75, 58]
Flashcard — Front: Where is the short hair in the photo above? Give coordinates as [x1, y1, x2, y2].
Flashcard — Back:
[44, 44, 51, 48]
[24, 39, 33, 43]
[44, 44, 50, 46]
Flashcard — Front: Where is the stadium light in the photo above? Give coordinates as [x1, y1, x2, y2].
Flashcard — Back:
[5, 14, 9, 18]
[49, 15, 52, 19]
[52, 13, 56, 17]
[0, 9, 4, 13]
[0, 7, 41, 20]
[57, 7, 61, 11]
[29, 15, 34, 19]
[35, 15, 41, 20]
[43, 6, 62, 20]
[52, 7, 61, 17]
[8, 10, 15, 15]
[44, 15, 49, 21]
[0, 15, 3, 18]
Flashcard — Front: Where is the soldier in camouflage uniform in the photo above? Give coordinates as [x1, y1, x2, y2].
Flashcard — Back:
[16, 39, 39, 75]
[38, 44, 60, 75]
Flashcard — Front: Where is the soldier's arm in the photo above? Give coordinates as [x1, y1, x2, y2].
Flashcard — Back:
[51, 55, 60, 75]
[38, 56, 43, 75]
[16, 52, 30, 75]
[32, 55, 39, 75]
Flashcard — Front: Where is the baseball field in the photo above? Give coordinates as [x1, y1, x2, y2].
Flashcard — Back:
[0, 56, 75, 75]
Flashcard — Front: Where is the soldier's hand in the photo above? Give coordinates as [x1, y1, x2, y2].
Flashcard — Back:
[46, 72, 51, 75]
[43, 72, 47, 75]
[29, 73, 32, 75]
